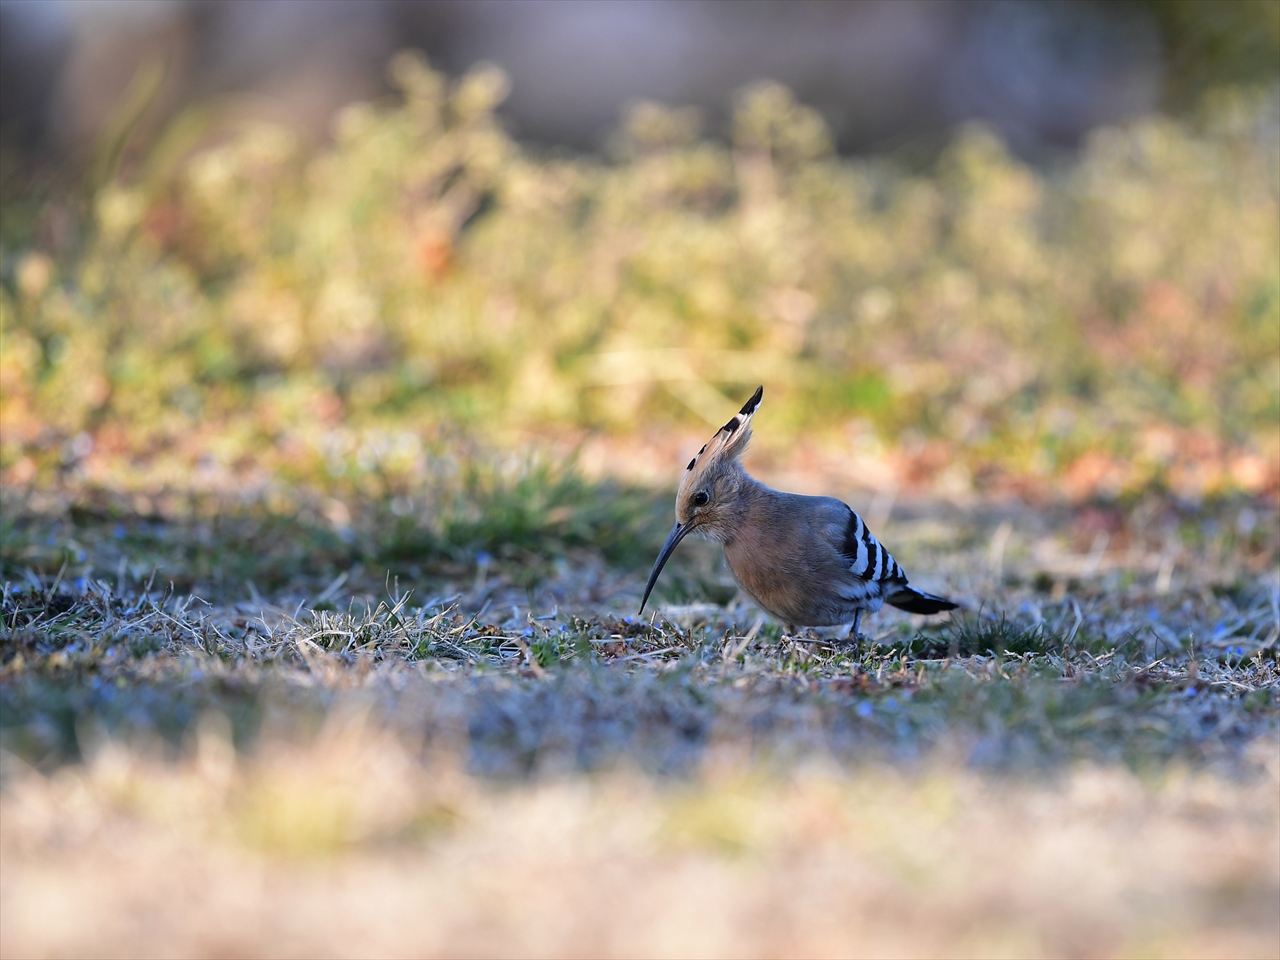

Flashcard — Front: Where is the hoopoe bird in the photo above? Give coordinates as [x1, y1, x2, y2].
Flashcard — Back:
[639, 386, 958, 639]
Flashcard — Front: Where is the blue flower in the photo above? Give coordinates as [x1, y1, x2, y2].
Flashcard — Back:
[855, 701, 874, 718]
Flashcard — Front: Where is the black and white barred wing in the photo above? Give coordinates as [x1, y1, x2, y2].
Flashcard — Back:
[837, 509, 905, 583]
[836, 507, 958, 614]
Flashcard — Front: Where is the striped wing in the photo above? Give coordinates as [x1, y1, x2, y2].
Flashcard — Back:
[837, 509, 904, 583]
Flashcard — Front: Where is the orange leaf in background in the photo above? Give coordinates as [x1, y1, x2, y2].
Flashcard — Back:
[143, 199, 182, 248]
[4, 457, 37, 486]
[895, 440, 953, 491]
[1142, 280, 1194, 325]
[1229, 452, 1278, 498]
[416, 231, 453, 279]
[1062, 451, 1127, 501]
[314, 392, 344, 426]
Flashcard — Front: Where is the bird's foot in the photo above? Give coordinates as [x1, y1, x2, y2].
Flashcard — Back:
[830, 632, 867, 647]
[838, 612, 867, 647]
[787, 629, 827, 645]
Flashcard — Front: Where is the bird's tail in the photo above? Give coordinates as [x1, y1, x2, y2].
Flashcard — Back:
[885, 586, 959, 615]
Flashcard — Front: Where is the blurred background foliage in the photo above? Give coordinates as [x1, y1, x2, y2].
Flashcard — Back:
[2, 49, 1276, 509]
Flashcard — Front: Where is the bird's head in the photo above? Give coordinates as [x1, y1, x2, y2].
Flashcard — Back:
[639, 385, 763, 614]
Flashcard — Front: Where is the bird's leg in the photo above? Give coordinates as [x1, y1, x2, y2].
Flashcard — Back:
[850, 610, 863, 643]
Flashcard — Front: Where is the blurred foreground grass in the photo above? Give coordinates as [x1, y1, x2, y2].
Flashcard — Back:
[2, 56, 1279, 958]
[4, 728, 1277, 959]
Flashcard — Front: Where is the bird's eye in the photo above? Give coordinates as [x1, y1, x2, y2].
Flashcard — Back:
[692, 491, 710, 506]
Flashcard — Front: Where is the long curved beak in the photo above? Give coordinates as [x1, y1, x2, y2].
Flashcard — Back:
[638, 520, 694, 615]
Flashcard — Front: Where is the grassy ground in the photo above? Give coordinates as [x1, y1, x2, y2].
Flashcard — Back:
[2, 461, 1277, 956]
[2, 58, 1279, 957]
[2, 470, 1278, 774]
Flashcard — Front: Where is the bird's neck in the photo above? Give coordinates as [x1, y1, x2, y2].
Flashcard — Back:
[709, 471, 769, 546]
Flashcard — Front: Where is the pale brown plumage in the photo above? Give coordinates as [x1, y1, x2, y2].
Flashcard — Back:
[639, 385, 958, 638]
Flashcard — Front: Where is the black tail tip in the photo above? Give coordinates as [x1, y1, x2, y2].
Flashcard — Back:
[886, 589, 959, 616]
[739, 385, 764, 415]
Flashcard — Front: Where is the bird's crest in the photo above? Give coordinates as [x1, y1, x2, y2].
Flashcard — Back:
[679, 385, 762, 488]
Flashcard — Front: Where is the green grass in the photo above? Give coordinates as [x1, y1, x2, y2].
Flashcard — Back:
[4, 477, 1275, 776]
[2, 60, 1277, 504]
[0, 453, 672, 598]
